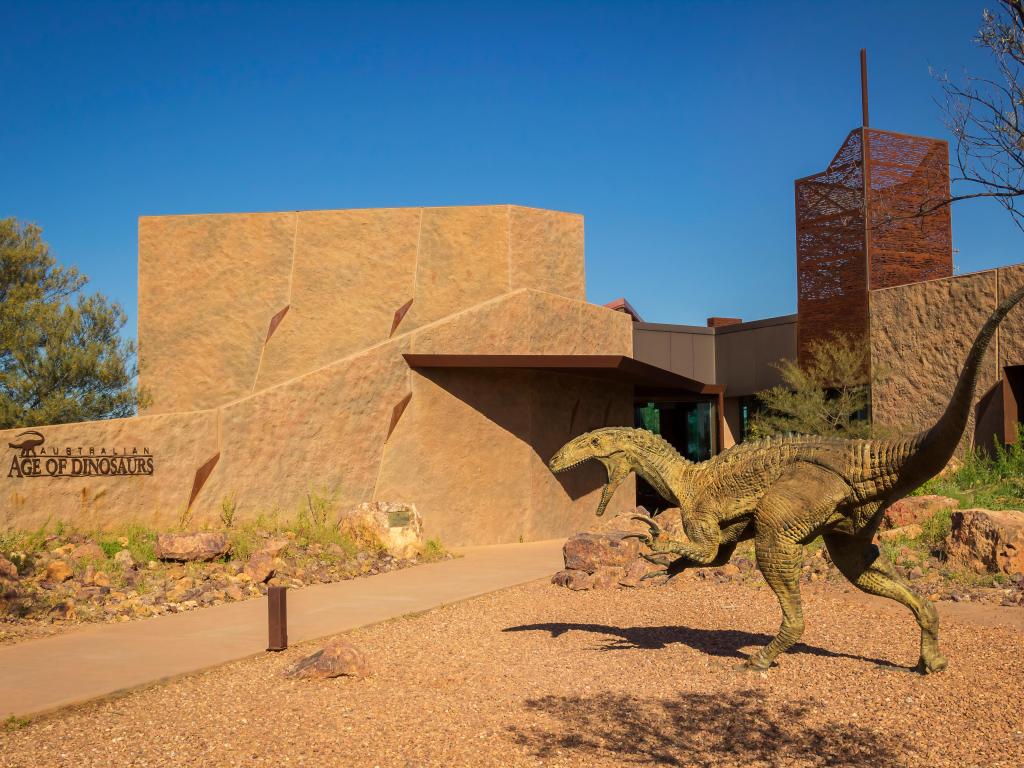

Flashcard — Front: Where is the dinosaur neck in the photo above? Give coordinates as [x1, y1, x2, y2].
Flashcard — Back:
[622, 430, 691, 506]
[898, 283, 1024, 489]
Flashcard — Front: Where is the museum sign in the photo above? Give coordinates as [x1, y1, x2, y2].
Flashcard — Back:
[6, 430, 154, 478]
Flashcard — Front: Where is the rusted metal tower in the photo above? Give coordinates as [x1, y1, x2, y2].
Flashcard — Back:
[794, 50, 953, 364]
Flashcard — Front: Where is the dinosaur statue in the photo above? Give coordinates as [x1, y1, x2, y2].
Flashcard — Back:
[548, 284, 1024, 674]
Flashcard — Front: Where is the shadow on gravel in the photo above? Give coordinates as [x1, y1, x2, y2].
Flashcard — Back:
[504, 622, 899, 669]
[510, 689, 909, 767]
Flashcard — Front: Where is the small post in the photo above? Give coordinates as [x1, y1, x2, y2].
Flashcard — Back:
[267, 585, 288, 651]
[860, 48, 870, 128]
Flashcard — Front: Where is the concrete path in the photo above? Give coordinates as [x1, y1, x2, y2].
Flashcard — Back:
[0, 539, 564, 719]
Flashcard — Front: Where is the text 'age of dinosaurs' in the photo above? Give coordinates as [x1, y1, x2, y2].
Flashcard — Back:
[548, 284, 1024, 674]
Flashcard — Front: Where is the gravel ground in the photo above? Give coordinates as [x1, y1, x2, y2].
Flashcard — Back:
[2, 575, 1022, 768]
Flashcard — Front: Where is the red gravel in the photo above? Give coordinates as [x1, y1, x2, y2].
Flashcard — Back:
[1, 575, 1021, 767]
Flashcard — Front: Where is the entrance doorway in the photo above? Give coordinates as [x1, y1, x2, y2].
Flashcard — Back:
[634, 398, 718, 511]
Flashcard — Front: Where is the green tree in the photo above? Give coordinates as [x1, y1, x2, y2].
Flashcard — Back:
[748, 333, 876, 440]
[0, 217, 141, 428]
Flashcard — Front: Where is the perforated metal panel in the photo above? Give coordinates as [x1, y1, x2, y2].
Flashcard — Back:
[795, 128, 952, 365]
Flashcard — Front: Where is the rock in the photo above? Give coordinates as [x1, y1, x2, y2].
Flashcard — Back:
[0, 555, 17, 580]
[945, 509, 1024, 575]
[50, 600, 75, 619]
[563, 532, 639, 573]
[225, 585, 244, 601]
[244, 552, 277, 584]
[883, 496, 958, 530]
[257, 539, 290, 558]
[113, 550, 135, 569]
[591, 566, 621, 590]
[45, 560, 72, 583]
[551, 569, 594, 590]
[155, 532, 229, 562]
[166, 576, 195, 603]
[285, 638, 372, 679]
[92, 571, 111, 588]
[720, 563, 741, 577]
[617, 557, 661, 588]
[878, 524, 923, 542]
[339, 502, 424, 558]
[69, 542, 105, 561]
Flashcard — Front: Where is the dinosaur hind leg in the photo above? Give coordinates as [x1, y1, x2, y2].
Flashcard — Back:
[746, 464, 852, 671]
[823, 533, 946, 674]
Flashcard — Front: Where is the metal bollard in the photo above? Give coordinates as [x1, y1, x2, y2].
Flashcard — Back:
[267, 585, 288, 651]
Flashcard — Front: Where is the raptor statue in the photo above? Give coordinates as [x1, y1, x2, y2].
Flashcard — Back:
[548, 284, 1024, 674]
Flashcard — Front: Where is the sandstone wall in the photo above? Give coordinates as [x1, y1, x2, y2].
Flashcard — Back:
[869, 265, 1024, 451]
[3, 284, 635, 545]
[138, 206, 585, 415]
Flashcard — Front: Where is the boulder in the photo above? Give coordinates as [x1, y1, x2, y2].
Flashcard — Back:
[340, 502, 423, 558]
[0, 555, 17, 581]
[244, 552, 278, 584]
[45, 560, 72, 582]
[113, 549, 136, 569]
[563, 532, 639, 572]
[285, 638, 372, 679]
[70, 541, 105, 561]
[945, 509, 1024, 575]
[618, 557, 661, 588]
[878, 524, 923, 542]
[155, 532, 229, 562]
[257, 538, 290, 558]
[551, 569, 594, 590]
[882, 496, 958, 530]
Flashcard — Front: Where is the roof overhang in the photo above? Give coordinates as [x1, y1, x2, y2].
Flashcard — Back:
[402, 354, 722, 397]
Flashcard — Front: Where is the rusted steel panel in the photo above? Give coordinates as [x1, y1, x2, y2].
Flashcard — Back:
[795, 128, 952, 366]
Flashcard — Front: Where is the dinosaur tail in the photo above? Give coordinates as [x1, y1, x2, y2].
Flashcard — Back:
[903, 282, 1024, 482]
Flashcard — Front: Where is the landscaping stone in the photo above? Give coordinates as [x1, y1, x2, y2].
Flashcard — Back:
[945, 509, 1024, 575]
[113, 550, 135, 569]
[551, 569, 594, 590]
[883, 495, 958, 529]
[45, 560, 72, 583]
[244, 552, 277, 584]
[155, 532, 230, 562]
[563, 532, 639, 572]
[69, 542, 104, 561]
[257, 539, 290, 558]
[285, 638, 372, 679]
[0, 555, 17, 580]
[340, 501, 424, 558]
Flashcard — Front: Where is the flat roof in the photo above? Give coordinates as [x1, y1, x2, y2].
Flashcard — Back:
[403, 354, 722, 396]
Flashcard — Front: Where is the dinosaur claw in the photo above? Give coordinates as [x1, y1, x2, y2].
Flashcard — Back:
[630, 514, 662, 536]
[639, 552, 669, 565]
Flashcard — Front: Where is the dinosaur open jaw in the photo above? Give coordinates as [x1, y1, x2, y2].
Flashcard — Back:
[549, 457, 590, 474]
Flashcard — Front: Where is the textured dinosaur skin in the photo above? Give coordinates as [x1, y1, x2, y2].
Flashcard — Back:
[549, 284, 1024, 674]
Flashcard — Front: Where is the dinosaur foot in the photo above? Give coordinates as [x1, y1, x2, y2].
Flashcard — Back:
[913, 653, 948, 675]
[735, 656, 775, 673]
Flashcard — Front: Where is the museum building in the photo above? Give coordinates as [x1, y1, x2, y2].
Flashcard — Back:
[4, 115, 1024, 544]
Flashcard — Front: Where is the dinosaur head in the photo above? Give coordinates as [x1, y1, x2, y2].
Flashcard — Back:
[548, 427, 634, 517]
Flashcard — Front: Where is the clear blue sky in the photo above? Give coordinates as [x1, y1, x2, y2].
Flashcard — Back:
[1, 0, 1017, 336]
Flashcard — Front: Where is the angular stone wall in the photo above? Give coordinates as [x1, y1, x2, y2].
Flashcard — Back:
[138, 206, 585, 415]
[869, 265, 1024, 451]
[3, 276, 635, 544]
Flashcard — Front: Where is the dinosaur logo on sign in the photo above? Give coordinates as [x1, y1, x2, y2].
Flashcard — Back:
[8, 430, 45, 456]
[6, 431, 155, 478]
